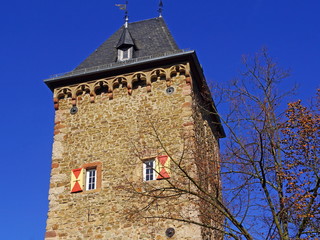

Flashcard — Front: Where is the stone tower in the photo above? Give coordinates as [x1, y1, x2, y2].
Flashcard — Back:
[44, 17, 225, 240]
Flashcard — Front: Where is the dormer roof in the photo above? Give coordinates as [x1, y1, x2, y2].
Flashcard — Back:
[116, 28, 135, 49]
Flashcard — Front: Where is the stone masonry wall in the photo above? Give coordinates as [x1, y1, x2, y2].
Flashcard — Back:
[192, 80, 223, 240]
[45, 63, 211, 240]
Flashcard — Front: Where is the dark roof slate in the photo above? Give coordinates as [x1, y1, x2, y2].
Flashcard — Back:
[75, 17, 180, 70]
[116, 28, 135, 48]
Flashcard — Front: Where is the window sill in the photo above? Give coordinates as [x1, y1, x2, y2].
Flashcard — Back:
[82, 188, 101, 194]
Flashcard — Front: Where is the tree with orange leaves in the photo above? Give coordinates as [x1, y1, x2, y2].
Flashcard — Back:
[216, 49, 319, 239]
[281, 90, 319, 238]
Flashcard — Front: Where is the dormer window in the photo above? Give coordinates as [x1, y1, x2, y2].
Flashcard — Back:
[116, 27, 135, 62]
[118, 46, 133, 61]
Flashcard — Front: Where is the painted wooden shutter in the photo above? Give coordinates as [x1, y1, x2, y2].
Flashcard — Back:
[70, 168, 84, 193]
[156, 155, 170, 180]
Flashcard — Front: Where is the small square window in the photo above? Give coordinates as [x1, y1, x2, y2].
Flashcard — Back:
[118, 47, 133, 61]
[122, 49, 129, 59]
[143, 159, 156, 181]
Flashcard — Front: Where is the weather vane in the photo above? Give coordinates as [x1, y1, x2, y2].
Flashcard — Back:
[115, 1, 129, 28]
[158, 0, 163, 17]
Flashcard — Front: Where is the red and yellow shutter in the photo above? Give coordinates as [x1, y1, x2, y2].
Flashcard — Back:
[156, 155, 170, 180]
[70, 168, 84, 193]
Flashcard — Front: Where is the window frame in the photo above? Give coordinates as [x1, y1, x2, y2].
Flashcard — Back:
[85, 168, 97, 191]
[118, 47, 133, 61]
[143, 158, 156, 182]
[82, 162, 102, 192]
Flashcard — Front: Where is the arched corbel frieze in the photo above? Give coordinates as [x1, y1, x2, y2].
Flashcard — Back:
[56, 87, 72, 100]
[52, 63, 189, 109]
[106, 78, 118, 100]
[53, 87, 72, 110]
[185, 63, 192, 84]
[93, 80, 108, 96]
[113, 75, 132, 95]
[131, 72, 148, 92]
[169, 65, 178, 79]
[114, 76, 128, 92]
[75, 84, 90, 97]
[150, 68, 167, 82]
[73, 84, 91, 105]
[169, 64, 187, 78]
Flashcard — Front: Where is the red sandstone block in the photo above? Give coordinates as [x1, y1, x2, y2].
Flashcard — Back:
[183, 122, 194, 127]
[45, 231, 57, 238]
[182, 102, 191, 108]
[51, 163, 59, 169]
[54, 124, 66, 130]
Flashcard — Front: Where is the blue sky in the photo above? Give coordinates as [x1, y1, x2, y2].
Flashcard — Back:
[0, 0, 319, 239]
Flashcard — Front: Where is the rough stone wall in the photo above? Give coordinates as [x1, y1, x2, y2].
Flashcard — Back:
[45, 63, 212, 240]
[191, 79, 224, 240]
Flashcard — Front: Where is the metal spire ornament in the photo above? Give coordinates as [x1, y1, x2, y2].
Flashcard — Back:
[115, 1, 129, 28]
[158, 0, 163, 17]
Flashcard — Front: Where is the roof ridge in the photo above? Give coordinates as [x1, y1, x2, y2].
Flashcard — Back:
[127, 17, 162, 25]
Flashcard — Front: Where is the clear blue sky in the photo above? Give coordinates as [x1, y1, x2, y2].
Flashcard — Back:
[0, 0, 319, 239]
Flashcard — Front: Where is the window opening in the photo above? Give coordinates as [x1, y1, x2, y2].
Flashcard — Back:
[123, 49, 129, 59]
[143, 159, 156, 181]
[86, 168, 97, 190]
[118, 47, 133, 61]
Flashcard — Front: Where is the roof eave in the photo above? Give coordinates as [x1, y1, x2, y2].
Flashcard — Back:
[44, 51, 196, 90]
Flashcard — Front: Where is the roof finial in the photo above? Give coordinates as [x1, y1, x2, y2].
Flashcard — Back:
[115, 1, 129, 28]
[158, 0, 163, 17]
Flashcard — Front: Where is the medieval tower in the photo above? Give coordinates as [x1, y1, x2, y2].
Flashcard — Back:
[44, 13, 225, 240]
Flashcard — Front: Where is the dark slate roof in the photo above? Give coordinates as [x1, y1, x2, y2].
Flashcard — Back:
[75, 17, 180, 70]
[116, 28, 134, 48]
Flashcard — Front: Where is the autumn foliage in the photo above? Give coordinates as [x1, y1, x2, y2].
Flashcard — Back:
[218, 50, 319, 239]
[281, 90, 320, 239]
